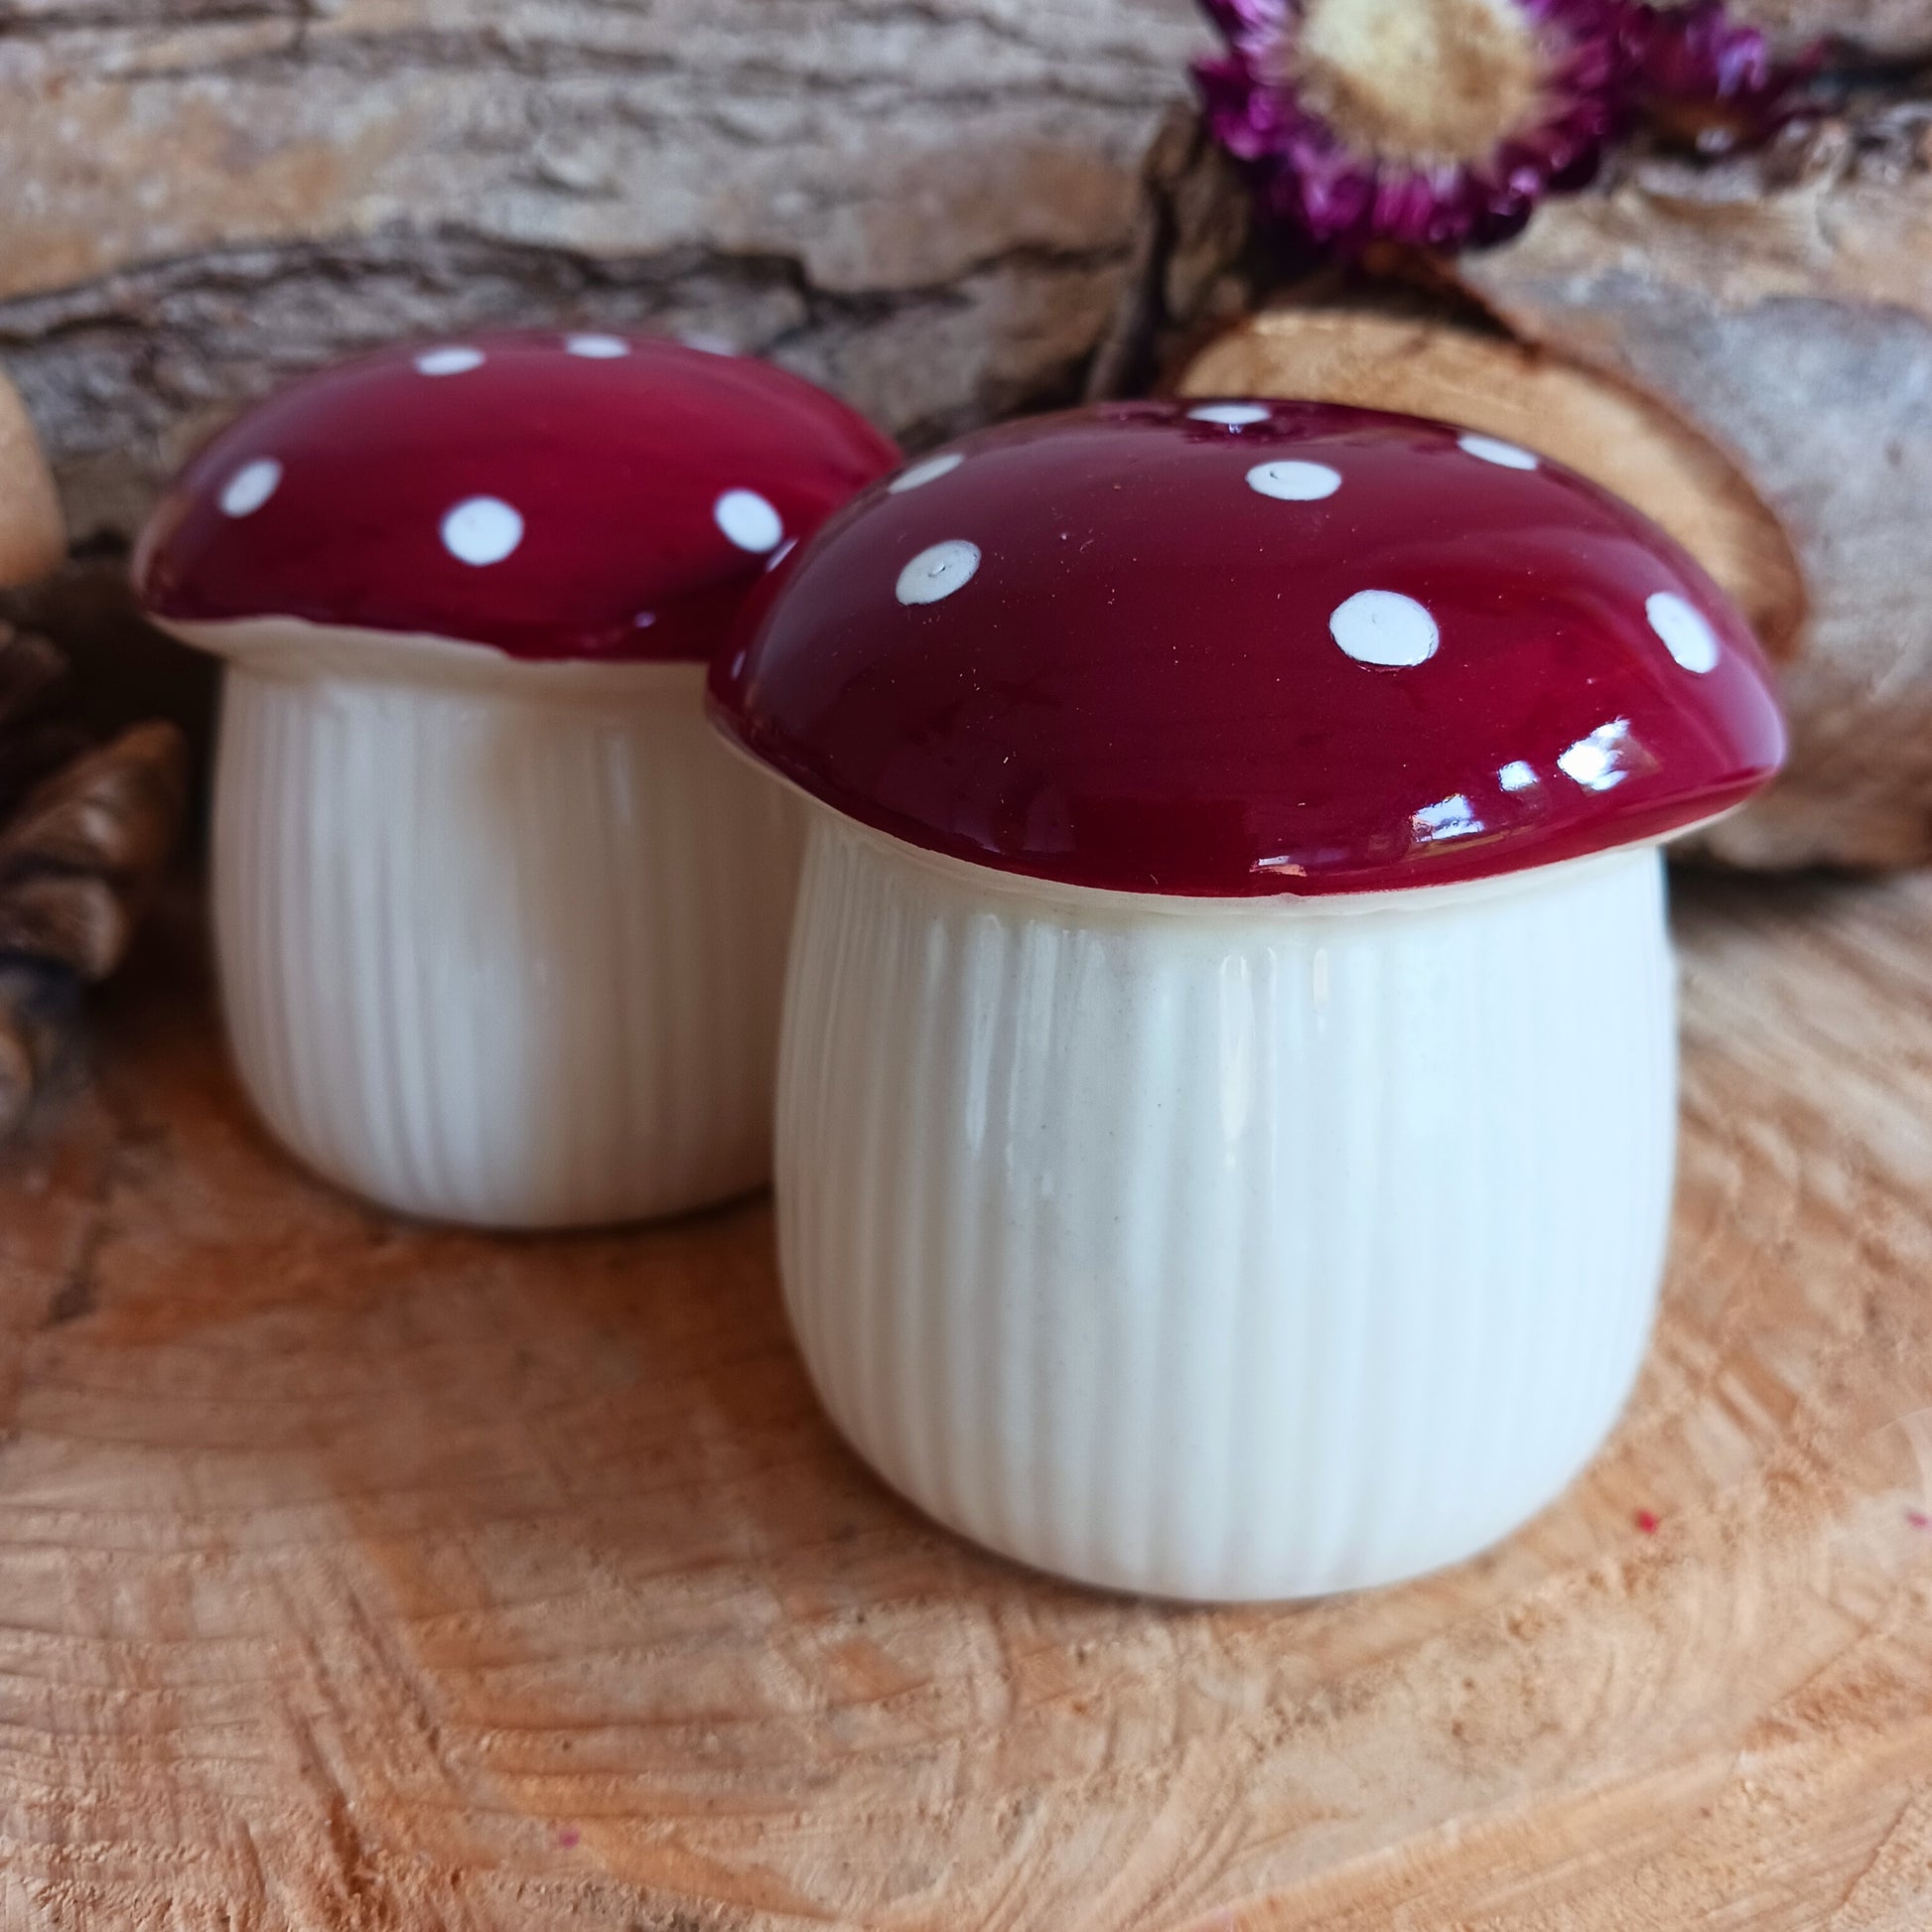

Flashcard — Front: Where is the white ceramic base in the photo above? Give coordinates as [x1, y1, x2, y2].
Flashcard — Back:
[775, 814, 1678, 1601]
[211, 648, 800, 1227]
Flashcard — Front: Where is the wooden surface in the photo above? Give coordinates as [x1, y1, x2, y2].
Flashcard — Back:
[1, 871, 1930, 1930]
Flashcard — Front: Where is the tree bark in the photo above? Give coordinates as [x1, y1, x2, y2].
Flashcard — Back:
[1734, 0, 1932, 53]
[0, 0, 1208, 730]
[10, 3, 1932, 869]
[1449, 116, 1932, 869]
[0, 0, 1203, 549]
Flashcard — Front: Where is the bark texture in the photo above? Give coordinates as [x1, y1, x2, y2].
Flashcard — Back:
[1451, 117, 1932, 868]
[0, 0, 1203, 556]
[1735, 0, 1932, 52]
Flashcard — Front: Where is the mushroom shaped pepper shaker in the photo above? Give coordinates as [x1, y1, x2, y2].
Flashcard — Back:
[135, 333, 897, 1226]
[711, 400, 1785, 1601]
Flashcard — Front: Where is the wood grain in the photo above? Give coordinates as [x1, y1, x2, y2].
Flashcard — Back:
[0, 872, 1929, 1929]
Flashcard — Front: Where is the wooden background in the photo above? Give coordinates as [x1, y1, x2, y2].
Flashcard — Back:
[0, 0, 1204, 546]
[8, 0, 1932, 870]
[5, 5, 1932, 1922]
[0, 0, 1208, 755]
[0, 0, 1917, 559]
[0, 867, 1927, 1929]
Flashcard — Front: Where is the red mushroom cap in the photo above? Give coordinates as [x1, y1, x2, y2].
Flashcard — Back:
[133, 334, 898, 664]
[709, 401, 1786, 897]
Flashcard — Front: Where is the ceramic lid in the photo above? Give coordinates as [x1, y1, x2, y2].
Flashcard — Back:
[709, 400, 1787, 897]
[133, 333, 899, 664]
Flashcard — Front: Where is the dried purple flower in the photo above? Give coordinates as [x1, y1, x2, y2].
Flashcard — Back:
[1193, 0, 1646, 254]
[1633, 2, 1822, 154]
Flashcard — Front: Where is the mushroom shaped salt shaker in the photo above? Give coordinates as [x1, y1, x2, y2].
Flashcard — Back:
[711, 400, 1785, 1601]
[134, 333, 897, 1227]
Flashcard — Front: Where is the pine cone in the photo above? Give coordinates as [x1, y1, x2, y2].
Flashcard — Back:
[0, 621, 188, 1136]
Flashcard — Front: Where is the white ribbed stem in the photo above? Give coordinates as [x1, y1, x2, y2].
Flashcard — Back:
[212, 658, 800, 1227]
[776, 814, 1678, 1601]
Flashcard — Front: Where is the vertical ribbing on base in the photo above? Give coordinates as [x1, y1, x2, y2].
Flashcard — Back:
[776, 817, 1676, 1601]
[213, 663, 800, 1227]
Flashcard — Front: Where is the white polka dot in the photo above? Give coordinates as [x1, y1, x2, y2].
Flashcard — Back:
[896, 540, 980, 607]
[1246, 459, 1342, 502]
[888, 452, 964, 494]
[566, 334, 628, 358]
[1646, 590, 1720, 673]
[1498, 759, 1539, 792]
[1329, 589, 1438, 667]
[1187, 402, 1272, 427]
[715, 488, 783, 554]
[415, 345, 485, 376]
[1457, 432, 1538, 471]
[219, 458, 282, 518]
[441, 496, 523, 566]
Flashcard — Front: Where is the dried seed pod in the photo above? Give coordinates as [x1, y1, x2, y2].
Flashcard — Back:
[0, 371, 186, 1136]
[0, 721, 189, 981]
[1192, 0, 1642, 255]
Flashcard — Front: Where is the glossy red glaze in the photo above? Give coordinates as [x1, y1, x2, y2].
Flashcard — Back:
[710, 401, 1787, 897]
[134, 334, 898, 663]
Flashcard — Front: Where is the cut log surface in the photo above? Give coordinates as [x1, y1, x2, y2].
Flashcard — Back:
[0, 878, 1929, 1928]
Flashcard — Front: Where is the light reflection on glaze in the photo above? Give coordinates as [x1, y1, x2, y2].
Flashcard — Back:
[714, 400, 1785, 896]
[1412, 793, 1484, 844]
[1559, 720, 1639, 792]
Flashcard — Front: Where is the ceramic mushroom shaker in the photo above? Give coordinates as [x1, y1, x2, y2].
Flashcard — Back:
[134, 333, 897, 1226]
[711, 401, 1785, 1601]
